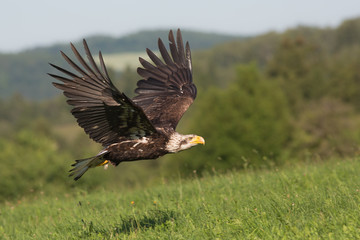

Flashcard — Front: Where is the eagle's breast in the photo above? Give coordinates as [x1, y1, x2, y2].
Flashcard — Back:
[105, 134, 169, 165]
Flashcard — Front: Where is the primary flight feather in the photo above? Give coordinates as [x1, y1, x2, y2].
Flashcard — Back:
[49, 29, 205, 180]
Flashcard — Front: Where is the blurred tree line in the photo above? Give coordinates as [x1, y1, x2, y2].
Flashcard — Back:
[175, 17, 360, 174]
[0, 17, 360, 201]
[0, 30, 241, 99]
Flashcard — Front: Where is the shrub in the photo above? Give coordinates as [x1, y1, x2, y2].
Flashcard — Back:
[170, 63, 292, 175]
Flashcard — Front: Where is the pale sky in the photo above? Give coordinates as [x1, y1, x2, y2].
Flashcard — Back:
[2, 0, 359, 53]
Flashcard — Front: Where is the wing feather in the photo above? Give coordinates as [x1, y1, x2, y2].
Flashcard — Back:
[49, 40, 156, 146]
[145, 48, 165, 67]
[176, 30, 186, 65]
[158, 38, 176, 70]
[70, 43, 98, 78]
[99, 51, 111, 80]
[82, 40, 108, 81]
[132, 29, 197, 130]
[168, 30, 181, 65]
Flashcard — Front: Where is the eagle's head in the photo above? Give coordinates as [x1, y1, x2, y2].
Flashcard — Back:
[166, 132, 205, 153]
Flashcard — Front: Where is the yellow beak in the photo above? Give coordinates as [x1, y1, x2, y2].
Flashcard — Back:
[190, 136, 205, 145]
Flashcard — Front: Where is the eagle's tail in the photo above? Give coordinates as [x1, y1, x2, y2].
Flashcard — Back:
[69, 150, 109, 181]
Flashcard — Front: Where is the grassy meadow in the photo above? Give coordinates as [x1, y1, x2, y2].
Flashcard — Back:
[2, 18, 360, 239]
[99, 52, 157, 71]
[1, 158, 360, 239]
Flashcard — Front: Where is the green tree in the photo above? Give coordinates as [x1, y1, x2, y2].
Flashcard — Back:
[266, 37, 327, 113]
[169, 63, 292, 175]
[335, 18, 360, 50]
[289, 98, 360, 159]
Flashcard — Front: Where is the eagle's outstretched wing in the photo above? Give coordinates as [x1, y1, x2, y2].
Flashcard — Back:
[133, 29, 197, 130]
[49, 40, 156, 147]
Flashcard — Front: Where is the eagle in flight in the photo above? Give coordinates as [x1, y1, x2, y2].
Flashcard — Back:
[49, 29, 205, 180]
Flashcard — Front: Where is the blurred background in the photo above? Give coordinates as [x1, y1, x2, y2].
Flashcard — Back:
[1, 0, 360, 202]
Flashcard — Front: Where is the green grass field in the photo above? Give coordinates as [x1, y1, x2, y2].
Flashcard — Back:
[99, 52, 158, 71]
[1, 158, 360, 239]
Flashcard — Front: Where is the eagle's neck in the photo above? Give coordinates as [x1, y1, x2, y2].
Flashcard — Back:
[165, 132, 189, 153]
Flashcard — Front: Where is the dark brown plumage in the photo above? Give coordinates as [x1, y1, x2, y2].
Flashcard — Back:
[49, 29, 204, 180]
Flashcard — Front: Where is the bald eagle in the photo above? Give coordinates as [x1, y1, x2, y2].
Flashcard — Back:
[49, 29, 205, 180]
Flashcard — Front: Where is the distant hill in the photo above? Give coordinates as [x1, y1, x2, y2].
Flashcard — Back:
[2, 16, 360, 100]
[28, 30, 243, 55]
[0, 30, 243, 99]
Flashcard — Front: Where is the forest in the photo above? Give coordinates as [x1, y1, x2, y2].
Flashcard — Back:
[0, 30, 241, 99]
[0, 17, 360, 202]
